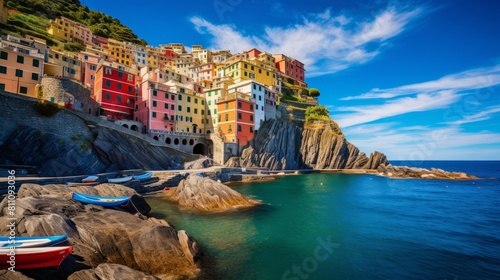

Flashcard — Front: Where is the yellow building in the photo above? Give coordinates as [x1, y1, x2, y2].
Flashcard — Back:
[191, 45, 212, 64]
[47, 17, 76, 42]
[47, 49, 81, 81]
[0, 36, 44, 97]
[107, 39, 133, 67]
[224, 58, 278, 88]
[165, 81, 206, 134]
[204, 86, 227, 134]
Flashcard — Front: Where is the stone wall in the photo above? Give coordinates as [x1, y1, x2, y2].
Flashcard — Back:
[41, 76, 100, 116]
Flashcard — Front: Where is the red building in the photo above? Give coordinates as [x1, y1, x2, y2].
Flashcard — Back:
[93, 65, 136, 120]
[273, 54, 306, 85]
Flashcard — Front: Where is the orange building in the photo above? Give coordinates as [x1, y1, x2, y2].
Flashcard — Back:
[273, 54, 306, 86]
[0, 36, 44, 97]
[216, 92, 255, 146]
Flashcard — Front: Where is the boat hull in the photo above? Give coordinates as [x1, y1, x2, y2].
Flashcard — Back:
[72, 192, 130, 207]
[107, 176, 133, 183]
[0, 246, 73, 270]
[0, 234, 67, 248]
[133, 172, 153, 181]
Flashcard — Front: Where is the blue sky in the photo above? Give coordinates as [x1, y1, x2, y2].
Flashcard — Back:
[84, 0, 500, 160]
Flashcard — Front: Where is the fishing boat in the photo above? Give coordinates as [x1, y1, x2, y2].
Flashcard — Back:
[72, 192, 130, 207]
[107, 176, 133, 183]
[0, 234, 67, 248]
[0, 246, 73, 270]
[133, 172, 153, 181]
[81, 175, 99, 183]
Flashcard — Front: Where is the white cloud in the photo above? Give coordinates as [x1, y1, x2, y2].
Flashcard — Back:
[190, 5, 423, 76]
[443, 105, 500, 125]
[331, 90, 461, 128]
[343, 65, 500, 100]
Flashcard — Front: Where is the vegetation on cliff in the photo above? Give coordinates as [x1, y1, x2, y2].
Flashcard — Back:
[2, 0, 146, 45]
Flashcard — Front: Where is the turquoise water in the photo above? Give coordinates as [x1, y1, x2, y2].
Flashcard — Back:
[146, 161, 500, 279]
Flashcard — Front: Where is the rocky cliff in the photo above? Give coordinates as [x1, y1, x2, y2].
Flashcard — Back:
[233, 119, 388, 170]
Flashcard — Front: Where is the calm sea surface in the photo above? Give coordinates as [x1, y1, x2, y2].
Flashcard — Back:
[146, 161, 500, 279]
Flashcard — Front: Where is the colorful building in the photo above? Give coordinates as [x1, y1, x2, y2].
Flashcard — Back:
[228, 80, 267, 130]
[224, 58, 278, 89]
[216, 92, 255, 146]
[78, 51, 100, 89]
[0, 35, 44, 97]
[93, 65, 136, 120]
[136, 71, 176, 133]
[47, 17, 77, 42]
[125, 42, 147, 68]
[191, 45, 212, 64]
[189, 62, 214, 87]
[73, 22, 93, 45]
[273, 54, 306, 86]
[47, 49, 81, 80]
[165, 80, 205, 134]
[107, 39, 133, 67]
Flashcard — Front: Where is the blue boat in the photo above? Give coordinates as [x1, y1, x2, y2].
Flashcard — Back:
[133, 171, 153, 181]
[0, 234, 67, 248]
[72, 192, 130, 207]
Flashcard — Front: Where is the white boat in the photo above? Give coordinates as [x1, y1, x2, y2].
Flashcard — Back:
[81, 175, 99, 182]
[107, 176, 133, 183]
[133, 172, 153, 181]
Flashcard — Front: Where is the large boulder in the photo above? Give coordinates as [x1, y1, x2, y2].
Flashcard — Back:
[68, 263, 165, 280]
[0, 184, 201, 279]
[165, 174, 260, 211]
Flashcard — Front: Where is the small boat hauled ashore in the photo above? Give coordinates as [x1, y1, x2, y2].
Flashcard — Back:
[0, 246, 73, 270]
[133, 172, 153, 181]
[0, 234, 67, 248]
[107, 176, 133, 183]
[72, 192, 130, 207]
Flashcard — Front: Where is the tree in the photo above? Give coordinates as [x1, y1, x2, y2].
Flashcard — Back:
[305, 105, 330, 122]
[309, 88, 320, 97]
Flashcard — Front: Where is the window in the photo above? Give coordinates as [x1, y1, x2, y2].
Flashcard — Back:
[201, 100, 205, 105]
[105, 80, 111, 87]
[256, 105, 259, 110]
[228, 125, 232, 131]
[153, 90, 157, 96]
[0, 51, 7, 60]
[208, 100, 211, 105]
[201, 110, 205, 115]
[194, 108, 198, 114]
[105, 93, 111, 100]
[15, 69, 23, 77]
[238, 113, 242, 119]
[178, 105, 182, 111]
[152, 112, 156, 118]
[253, 94, 256, 99]
[153, 101, 157, 107]
[187, 107, 191, 113]
[250, 115, 254, 121]
[165, 93, 169, 99]
[170, 115, 174, 121]
[208, 92, 211, 97]
[164, 103, 168, 109]
[214, 109, 217, 114]
[238, 102, 242, 108]
[33, 59, 40, 67]
[164, 113, 168, 120]
[225, 102, 229, 109]
[250, 127, 254, 133]
[0, 66, 6, 74]
[187, 96, 191, 102]
[250, 105, 254, 110]
[178, 95, 182, 100]
[225, 114, 228, 121]
[17, 56, 24, 64]
[194, 98, 198, 104]
[0, 84, 4, 91]
[171, 95, 175, 100]
[19, 86, 28, 94]
[238, 125, 242, 132]
[116, 96, 122, 102]
[117, 83, 122, 90]
[32, 73, 39, 80]
[171, 104, 174, 110]
[259, 95, 262, 101]
[105, 68, 112, 75]
[128, 86, 132, 93]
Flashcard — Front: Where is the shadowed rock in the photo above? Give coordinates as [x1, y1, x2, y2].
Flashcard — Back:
[377, 164, 478, 179]
[0, 184, 201, 279]
[164, 174, 260, 211]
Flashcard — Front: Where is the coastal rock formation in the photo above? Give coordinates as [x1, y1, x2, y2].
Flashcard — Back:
[377, 164, 478, 179]
[0, 126, 183, 176]
[238, 119, 388, 170]
[68, 263, 160, 280]
[165, 174, 260, 211]
[0, 184, 201, 279]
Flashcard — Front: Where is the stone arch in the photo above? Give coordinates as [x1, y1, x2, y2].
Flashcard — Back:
[174, 138, 179, 145]
[153, 136, 159, 141]
[166, 137, 171, 144]
[122, 124, 129, 128]
[189, 139, 194, 145]
[206, 130, 211, 134]
[182, 139, 187, 145]
[131, 125, 138, 131]
[193, 143, 205, 155]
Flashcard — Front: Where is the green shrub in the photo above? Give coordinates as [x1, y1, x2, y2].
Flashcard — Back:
[305, 105, 330, 122]
[309, 88, 320, 97]
[34, 100, 61, 117]
[64, 42, 85, 52]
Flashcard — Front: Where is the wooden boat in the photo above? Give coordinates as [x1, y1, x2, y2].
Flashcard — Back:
[0, 234, 67, 248]
[72, 192, 130, 207]
[65, 181, 99, 186]
[133, 172, 153, 181]
[107, 176, 133, 183]
[0, 246, 73, 270]
[81, 175, 99, 183]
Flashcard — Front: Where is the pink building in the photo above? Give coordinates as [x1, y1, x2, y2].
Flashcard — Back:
[74, 22, 92, 45]
[78, 51, 100, 89]
[136, 68, 176, 132]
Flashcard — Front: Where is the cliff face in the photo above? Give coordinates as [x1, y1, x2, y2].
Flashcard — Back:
[236, 119, 388, 170]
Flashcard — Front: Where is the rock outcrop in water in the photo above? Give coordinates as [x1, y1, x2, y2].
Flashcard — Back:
[0, 184, 201, 279]
[164, 174, 260, 211]
[377, 164, 478, 179]
[232, 119, 388, 170]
